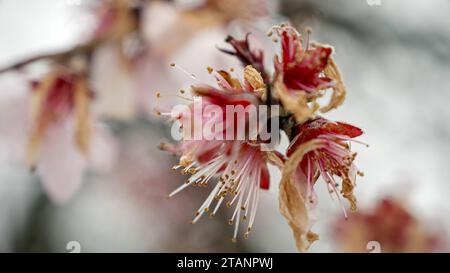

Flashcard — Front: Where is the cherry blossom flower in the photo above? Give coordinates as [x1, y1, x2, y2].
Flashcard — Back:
[160, 66, 282, 242]
[0, 68, 117, 204]
[271, 24, 347, 123]
[26, 68, 93, 170]
[273, 26, 334, 93]
[160, 23, 365, 251]
[278, 117, 365, 250]
[287, 117, 365, 213]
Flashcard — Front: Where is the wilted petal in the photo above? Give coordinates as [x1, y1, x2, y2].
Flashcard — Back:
[26, 72, 57, 169]
[273, 78, 318, 123]
[279, 139, 325, 252]
[74, 78, 92, 155]
[320, 58, 346, 113]
[244, 65, 266, 100]
[265, 150, 285, 169]
[286, 117, 365, 221]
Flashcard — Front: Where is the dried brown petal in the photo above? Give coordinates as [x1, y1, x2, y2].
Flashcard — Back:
[279, 139, 325, 252]
[217, 70, 242, 89]
[320, 58, 346, 113]
[273, 78, 317, 123]
[74, 79, 92, 155]
[341, 178, 357, 211]
[307, 231, 320, 245]
[26, 73, 57, 170]
[265, 151, 284, 170]
[244, 65, 266, 99]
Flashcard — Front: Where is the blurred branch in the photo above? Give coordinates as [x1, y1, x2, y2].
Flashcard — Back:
[0, 38, 105, 74]
[0, 0, 143, 74]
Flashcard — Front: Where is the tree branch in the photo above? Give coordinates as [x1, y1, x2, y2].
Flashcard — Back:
[0, 38, 105, 74]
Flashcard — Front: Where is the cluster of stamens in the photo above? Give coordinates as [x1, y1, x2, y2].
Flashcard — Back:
[302, 134, 366, 216]
[168, 144, 263, 242]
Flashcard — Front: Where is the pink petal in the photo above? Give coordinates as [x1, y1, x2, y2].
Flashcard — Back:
[38, 117, 86, 204]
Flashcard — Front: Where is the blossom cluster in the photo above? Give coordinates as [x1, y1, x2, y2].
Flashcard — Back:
[0, 0, 365, 251]
[160, 24, 366, 251]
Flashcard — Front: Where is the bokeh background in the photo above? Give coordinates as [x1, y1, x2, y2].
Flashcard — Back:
[0, 0, 449, 252]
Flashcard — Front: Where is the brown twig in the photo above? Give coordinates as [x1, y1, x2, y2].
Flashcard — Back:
[0, 0, 145, 74]
[0, 38, 105, 74]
